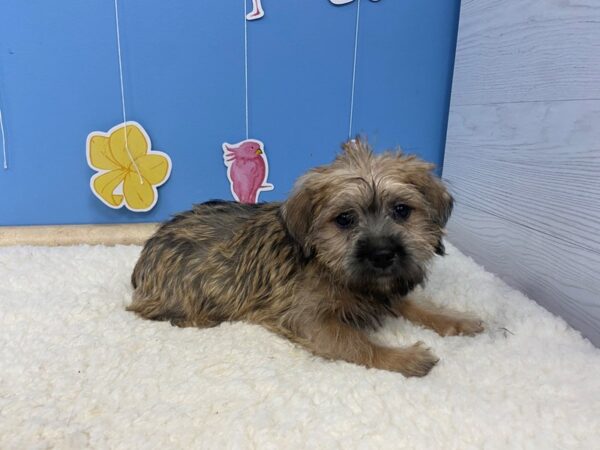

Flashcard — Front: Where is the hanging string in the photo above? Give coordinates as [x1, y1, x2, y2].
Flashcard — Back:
[348, 0, 361, 139]
[113, 0, 143, 183]
[0, 105, 6, 169]
[244, 0, 249, 140]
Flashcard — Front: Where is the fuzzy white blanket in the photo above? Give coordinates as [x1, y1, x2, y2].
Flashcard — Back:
[0, 243, 598, 449]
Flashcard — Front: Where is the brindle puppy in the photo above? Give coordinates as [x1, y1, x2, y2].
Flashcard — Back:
[129, 138, 483, 377]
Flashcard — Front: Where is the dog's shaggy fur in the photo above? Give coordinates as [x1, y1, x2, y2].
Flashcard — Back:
[129, 138, 483, 376]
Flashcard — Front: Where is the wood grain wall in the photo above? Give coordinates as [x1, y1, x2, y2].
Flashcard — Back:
[443, 0, 600, 345]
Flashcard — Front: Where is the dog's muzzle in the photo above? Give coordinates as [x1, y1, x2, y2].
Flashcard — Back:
[356, 236, 406, 274]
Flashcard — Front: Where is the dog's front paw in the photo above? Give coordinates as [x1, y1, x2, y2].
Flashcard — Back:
[399, 342, 439, 377]
[437, 316, 484, 337]
[378, 342, 439, 377]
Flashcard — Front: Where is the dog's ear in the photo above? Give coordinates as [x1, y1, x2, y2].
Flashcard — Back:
[420, 174, 453, 257]
[281, 173, 316, 257]
[420, 175, 454, 229]
[434, 239, 447, 256]
[401, 157, 453, 255]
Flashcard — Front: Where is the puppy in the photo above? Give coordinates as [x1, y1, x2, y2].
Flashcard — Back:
[128, 138, 483, 377]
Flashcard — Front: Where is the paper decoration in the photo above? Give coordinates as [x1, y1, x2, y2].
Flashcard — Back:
[87, 121, 171, 212]
[248, 0, 380, 19]
[247, 0, 381, 20]
[222, 139, 273, 203]
[330, 0, 380, 4]
[247, 0, 265, 20]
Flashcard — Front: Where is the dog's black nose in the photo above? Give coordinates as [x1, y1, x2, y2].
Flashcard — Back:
[356, 237, 404, 272]
[368, 248, 395, 269]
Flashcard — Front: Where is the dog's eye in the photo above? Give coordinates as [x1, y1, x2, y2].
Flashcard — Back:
[335, 212, 356, 229]
[392, 204, 412, 221]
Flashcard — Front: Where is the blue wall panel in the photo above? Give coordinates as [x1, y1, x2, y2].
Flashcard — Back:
[0, 0, 460, 226]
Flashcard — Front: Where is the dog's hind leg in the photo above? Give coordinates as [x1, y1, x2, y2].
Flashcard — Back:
[127, 290, 183, 323]
[127, 291, 164, 319]
[128, 290, 220, 329]
[168, 316, 220, 328]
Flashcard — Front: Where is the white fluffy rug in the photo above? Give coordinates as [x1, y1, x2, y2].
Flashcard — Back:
[1, 243, 599, 449]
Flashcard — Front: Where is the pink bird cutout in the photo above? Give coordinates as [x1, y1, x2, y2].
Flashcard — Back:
[222, 139, 274, 204]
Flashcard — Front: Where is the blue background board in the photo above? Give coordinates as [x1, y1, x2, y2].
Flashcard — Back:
[0, 0, 460, 226]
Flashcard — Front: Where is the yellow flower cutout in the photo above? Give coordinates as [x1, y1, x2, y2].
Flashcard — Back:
[86, 122, 171, 212]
